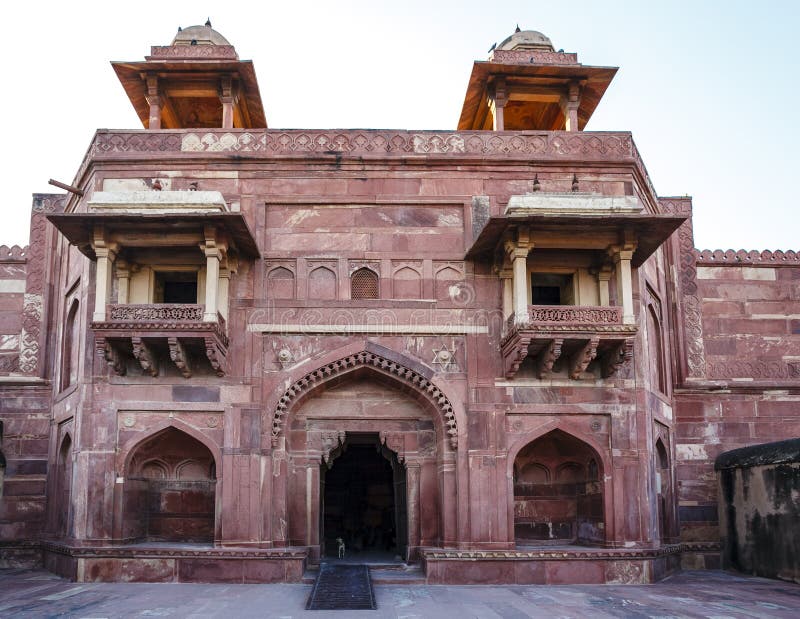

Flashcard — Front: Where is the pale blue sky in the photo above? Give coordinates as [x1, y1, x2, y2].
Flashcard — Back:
[1, 0, 797, 250]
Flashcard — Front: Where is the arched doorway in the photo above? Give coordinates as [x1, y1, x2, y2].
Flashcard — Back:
[320, 433, 406, 560]
[280, 366, 452, 563]
[513, 429, 604, 546]
[123, 427, 216, 543]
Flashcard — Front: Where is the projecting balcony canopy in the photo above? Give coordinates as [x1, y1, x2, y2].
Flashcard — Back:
[501, 305, 636, 379]
[46, 210, 260, 260]
[466, 194, 687, 268]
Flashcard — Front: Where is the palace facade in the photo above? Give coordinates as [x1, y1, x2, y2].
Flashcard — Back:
[0, 24, 798, 584]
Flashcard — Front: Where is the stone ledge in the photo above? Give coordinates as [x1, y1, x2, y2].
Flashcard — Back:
[421, 543, 682, 561]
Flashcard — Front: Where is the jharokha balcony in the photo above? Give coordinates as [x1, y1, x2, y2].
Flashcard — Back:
[501, 305, 636, 379]
[92, 304, 228, 378]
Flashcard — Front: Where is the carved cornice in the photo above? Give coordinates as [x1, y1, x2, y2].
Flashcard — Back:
[147, 45, 238, 60]
[272, 350, 458, 449]
[695, 249, 800, 265]
[88, 130, 634, 159]
[489, 50, 579, 65]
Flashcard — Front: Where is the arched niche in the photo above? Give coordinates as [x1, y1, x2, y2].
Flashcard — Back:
[308, 266, 337, 300]
[267, 266, 295, 299]
[122, 427, 216, 543]
[512, 429, 605, 546]
[655, 437, 672, 543]
[393, 266, 421, 299]
[56, 434, 73, 538]
[60, 300, 79, 391]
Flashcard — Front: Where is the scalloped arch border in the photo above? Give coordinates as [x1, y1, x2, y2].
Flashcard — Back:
[272, 349, 458, 449]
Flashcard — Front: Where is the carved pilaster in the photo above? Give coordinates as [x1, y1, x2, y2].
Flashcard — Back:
[570, 337, 599, 379]
[96, 337, 126, 376]
[132, 337, 158, 377]
[536, 338, 564, 379]
[168, 337, 192, 378]
[601, 339, 634, 378]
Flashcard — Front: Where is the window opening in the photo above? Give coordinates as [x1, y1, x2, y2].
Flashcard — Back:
[154, 271, 198, 304]
[531, 273, 574, 305]
[351, 268, 379, 300]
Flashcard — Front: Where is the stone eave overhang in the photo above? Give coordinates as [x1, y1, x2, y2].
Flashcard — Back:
[457, 60, 618, 131]
[465, 212, 687, 267]
[111, 58, 267, 129]
[46, 211, 260, 259]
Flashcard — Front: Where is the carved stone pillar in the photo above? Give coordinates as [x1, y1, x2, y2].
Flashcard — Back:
[562, 81, 581, 132]
[220, 75, 236, 129]
[145, 74, 161, 130]
[92, 227, 117, 322]
[500, 268, 513, 321]
[116, 260, 130, 304]
[490, 77, 508, 131]
[200, 226, 224, 322]
[610, 243, 636, 324]
[505, 227, 532, 325]
[596, 265, 613, 307]
[405, 460, 421, 560]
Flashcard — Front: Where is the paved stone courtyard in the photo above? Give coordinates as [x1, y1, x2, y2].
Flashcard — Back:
[1, 568, 799, 618]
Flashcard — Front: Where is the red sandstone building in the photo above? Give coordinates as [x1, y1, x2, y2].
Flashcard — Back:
[0, 25, 797, 584]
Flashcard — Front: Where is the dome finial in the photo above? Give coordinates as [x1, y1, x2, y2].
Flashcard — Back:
[515, 24, 521, 33]
[205, 17, 212, 27]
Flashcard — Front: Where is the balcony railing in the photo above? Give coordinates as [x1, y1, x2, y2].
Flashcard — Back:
[513, 305, 622, 329]
[108, 303, 204, 322]
[501, 305, 635, 380]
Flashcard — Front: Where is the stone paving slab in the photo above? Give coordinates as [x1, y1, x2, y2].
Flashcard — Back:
[0, 568, 799, 618]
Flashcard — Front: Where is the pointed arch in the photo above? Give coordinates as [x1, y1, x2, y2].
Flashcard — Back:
[120, 418, 221, 476]
[56, 433, 73, 538]
[271, 343, 458, 449]
[508, 424, 611, 546]
[120, 423, 217, 543]
[60, 299, 80, 391]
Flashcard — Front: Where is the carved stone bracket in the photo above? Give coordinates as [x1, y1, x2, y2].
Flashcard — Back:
[536, 338, 564, 379]
[168, 337, 192, 378]
[132, 337, 158, 377]
[570, 337, 599, 379]
[502, 334, 532, 379]
[380, 431, 406, 463]
[320, 431, 346, 465]
[601, 340, 634, 378]
[96, 337, 126, 376]
[204, 337, 227, 377]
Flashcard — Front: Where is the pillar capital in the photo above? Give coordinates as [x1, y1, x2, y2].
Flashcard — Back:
[607, 243, 636, 262]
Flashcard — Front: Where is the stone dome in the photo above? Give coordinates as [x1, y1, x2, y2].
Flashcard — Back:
[171, 24, 231, 46]
[497, 29, 554, 52]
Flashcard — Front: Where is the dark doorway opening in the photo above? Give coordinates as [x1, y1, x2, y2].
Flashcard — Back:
[321, 433, 406, 560]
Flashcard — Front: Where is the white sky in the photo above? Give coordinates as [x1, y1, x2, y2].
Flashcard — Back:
[1, 0, 797, 250]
